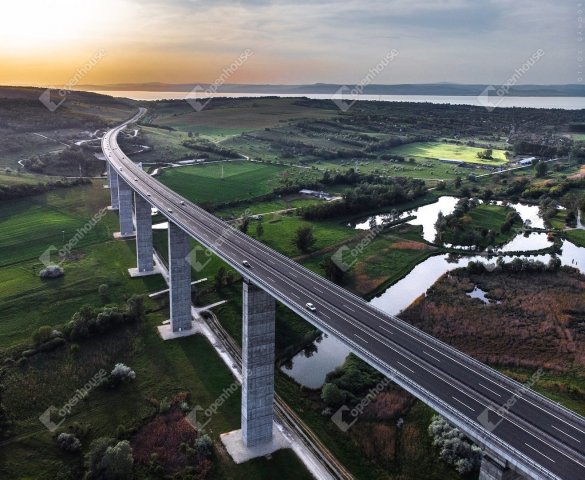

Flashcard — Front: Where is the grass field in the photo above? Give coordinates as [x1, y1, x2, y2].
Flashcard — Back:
[143, 97, 339, 140]
[0, 182, 313, 479]
[388, 141, 508, 165]
[157, 161, 288, 205]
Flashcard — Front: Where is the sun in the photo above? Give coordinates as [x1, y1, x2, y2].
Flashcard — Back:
[0, 0, 107, 52]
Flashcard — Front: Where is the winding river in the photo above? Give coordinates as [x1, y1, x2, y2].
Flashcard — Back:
[281, 197, 585, 389]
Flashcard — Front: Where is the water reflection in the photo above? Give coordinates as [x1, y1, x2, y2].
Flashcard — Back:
[282, 239, 585, 388]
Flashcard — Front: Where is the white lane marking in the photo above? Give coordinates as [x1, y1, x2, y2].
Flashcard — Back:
[397, 361, 415, 374]
[354, 334, 368, 343]
[321, 312, 332, 320]
[452, 396, 475, 412]
[343, 304, 356, 313]
[290, 272, 298, 278]
[551, 425, 581, 443]
[314, 287, 324, 294]
[423, 350, 441, 362]
[290, 292, 300, 299]
[524, 443, 556, 463]
[246, 245, 584, 436]
[379, 325, 394, 335]
[478, 383, 502, 397]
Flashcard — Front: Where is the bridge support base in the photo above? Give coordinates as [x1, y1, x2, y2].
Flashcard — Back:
[220, 425, 289, 464]
[168, 222, 192, 332]
[107, 163, 119, 211]
[129, 192, 157, 277]
[479, 455, 524, 480]
[114, 177, 135, 238]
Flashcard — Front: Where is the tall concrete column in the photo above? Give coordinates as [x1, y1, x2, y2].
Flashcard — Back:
[108, 163, 119, 210]
[168, 222, 192, 332]
[479, 455, 523, 480]
[115, 177, 135, 238]
[131, 192, 154, 274]
[241, 280, 276, 447]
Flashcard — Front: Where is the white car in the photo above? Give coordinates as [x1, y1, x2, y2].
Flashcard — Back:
[242, 260, 251, 268]
[305, 302, 317, 312]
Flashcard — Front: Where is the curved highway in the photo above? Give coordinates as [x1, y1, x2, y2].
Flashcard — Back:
[103, 109, 585, 480]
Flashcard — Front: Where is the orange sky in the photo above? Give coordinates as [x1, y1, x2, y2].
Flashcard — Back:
[0, 0, 578, 87]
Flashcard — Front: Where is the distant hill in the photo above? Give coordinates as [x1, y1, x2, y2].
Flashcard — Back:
[75, 82, 585, 97]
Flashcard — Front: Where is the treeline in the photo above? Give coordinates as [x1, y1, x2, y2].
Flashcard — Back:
[182, 139, 241, 159]
[22, 146, 102, 176]
[0, 177, 91, 201]
[466, 256, 563, 274]
[301, 177, 427, 220]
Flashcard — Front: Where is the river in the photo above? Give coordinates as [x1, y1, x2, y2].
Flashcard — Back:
[281, 197, 585, 389]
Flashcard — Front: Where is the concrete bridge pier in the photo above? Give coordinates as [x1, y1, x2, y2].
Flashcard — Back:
[107, 163, 119, 211]
[114, 177, 135, 238]
[220, 280, 289, 463]
[168, 222, 192, 332]
[241, 280, 276, 447]
[129, 192, 156, 277]
[479, 454, 524, 480]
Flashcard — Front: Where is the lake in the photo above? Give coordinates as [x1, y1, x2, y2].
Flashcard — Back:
[87, 90, 585, 110]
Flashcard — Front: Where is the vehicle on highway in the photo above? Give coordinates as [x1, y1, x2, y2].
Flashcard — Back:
[305, 302, 317, 312]
[242, 260, 251, 268]
[167, 208, 173, 213]
[180, 201, 185, 205]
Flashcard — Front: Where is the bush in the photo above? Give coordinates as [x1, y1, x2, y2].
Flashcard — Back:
[428, 416, 481, 474]
[104, 363, 136, 389]
[86, 437, 133, 480]
[56, 432, 82, 452]
[39, 265, 64, 279]
[32, 325, 54, 345]
[321, 383, 345, 407]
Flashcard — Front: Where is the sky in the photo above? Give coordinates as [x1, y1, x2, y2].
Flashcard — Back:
[0, 0, 580, 87]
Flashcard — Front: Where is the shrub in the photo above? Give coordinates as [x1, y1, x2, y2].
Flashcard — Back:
[428, 415, 481, 474]
[39, 265, 64, 279]
[104, 363, 136, 389]
[86, 438, 133, 480]
[56, 432, 82, 452]
[321, 383, 345, 407]
[32, 325, 54, 345]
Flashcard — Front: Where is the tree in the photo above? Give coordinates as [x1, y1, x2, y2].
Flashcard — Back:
[476, 148, 493, 160]
[535, 161, 548, 178]
[126, 295, 145, 321]
[454, 176, 462, 188]
[322, 257, 345, 283]
[239, 216, 250, 234]
[215, 266, 226, 291]
[99, 440, 133, 480]
[321, 383, 345, 407]
[293, 226, 316, 253]
[32, 325, 53, 345]
[255, 222, 264, 237]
